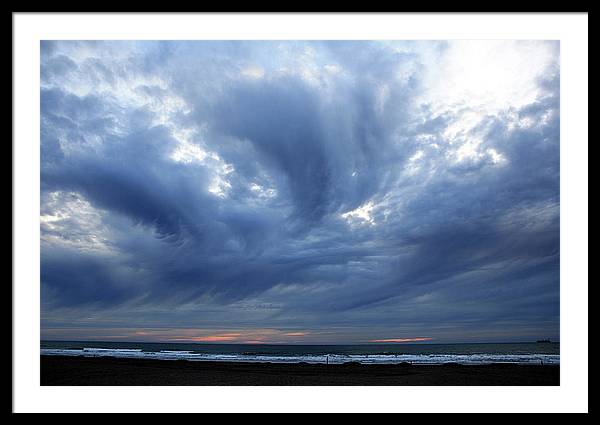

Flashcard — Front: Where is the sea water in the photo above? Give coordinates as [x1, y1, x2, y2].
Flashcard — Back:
[40, 340, 560, 365]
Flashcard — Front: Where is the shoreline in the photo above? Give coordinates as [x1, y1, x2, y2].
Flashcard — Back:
[41, 355, 560, 386]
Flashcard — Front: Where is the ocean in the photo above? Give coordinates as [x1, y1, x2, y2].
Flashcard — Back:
[41, 340, 560, 365]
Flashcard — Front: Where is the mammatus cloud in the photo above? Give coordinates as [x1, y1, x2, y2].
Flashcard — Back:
[40, 41, 560, 343]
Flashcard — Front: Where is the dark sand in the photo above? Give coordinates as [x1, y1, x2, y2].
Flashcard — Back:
[41, 355, 559, 386]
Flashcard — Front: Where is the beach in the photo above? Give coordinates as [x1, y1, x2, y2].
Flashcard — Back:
[40, 355, 560, 386]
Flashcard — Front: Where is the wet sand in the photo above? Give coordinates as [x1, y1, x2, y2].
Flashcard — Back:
[40, 355, 559, 385]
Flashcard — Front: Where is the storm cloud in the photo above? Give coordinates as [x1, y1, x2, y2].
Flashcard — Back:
[40, 40, 560, 344]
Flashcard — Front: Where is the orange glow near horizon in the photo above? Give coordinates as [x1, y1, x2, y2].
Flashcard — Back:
[368, 337, 433, 343]
[171, 333, 243, 342]
[166, 330, 311, 343]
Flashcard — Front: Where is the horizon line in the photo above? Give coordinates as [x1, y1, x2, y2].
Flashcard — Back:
[40, 338, 559, 345]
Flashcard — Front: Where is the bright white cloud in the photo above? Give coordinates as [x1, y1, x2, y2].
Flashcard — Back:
[341, 201, 376, 225]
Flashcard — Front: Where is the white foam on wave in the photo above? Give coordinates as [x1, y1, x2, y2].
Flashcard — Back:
[83, 348, 142, 352]
[40, 348, 560, 365]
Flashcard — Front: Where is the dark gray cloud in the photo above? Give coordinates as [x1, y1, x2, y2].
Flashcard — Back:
[40, 40, 560, 343]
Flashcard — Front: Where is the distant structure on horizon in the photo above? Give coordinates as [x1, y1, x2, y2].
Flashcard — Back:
[536, 339, 552, 343]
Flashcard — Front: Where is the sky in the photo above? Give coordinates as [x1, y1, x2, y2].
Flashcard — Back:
[40, 40, 560, 344]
